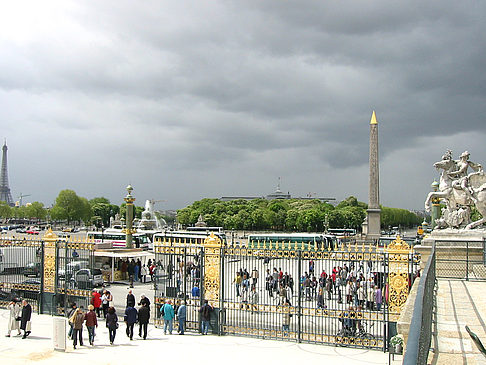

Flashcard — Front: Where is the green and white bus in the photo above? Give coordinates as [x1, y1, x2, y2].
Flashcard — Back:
[246, 233, 337, 250]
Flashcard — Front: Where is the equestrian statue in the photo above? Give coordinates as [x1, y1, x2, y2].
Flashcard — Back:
[425, 150, 486, 229]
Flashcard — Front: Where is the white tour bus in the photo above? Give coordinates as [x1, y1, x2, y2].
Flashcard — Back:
[87, 229, 152, 250]
[153, 230, 227, 246]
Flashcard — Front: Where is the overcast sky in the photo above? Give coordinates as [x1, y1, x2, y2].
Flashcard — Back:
[1, 1, 485, 211]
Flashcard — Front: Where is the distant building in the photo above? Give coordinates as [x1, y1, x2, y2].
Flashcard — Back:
[221, 182, 335, 203]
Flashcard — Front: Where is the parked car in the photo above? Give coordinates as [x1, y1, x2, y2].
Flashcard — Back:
[26, 228, 40, 235]
[0, 289, 18, 301]
[16, 227, 27, 233]
[23, 262, 41, 277]
[58, 260, 89, 279]
[69, 268, 104, 289]
[17, 279, 41, 300]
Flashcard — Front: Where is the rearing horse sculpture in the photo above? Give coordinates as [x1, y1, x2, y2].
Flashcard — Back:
[425, 156, 486, 229]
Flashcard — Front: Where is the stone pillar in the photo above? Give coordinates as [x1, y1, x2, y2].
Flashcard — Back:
[366, 111, 381, 239]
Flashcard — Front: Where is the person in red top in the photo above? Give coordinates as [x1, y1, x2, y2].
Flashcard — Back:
[91, 291, 102, 318]
[85, 305, 98, 346]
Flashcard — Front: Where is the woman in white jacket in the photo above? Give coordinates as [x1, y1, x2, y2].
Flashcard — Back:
[6, 298, 22, 337]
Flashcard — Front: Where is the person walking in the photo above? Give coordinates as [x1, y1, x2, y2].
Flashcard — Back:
[133, 260, 140, 282]
[6, 298, 21, 337]
[251, 267, 259, 288]
[91, 291, 102, 318]
[317, 288, 325, 309]
[126, 289, 136, 308]
[191, 284, 200, 298]
[85, 305, 98, 346]
[233, 272, 242, 297]
[128, 260, 135, 287]
[67, 303, 77, 339]
[106, 307, 118, 345]
[161, 300, 175, 335]
[20, 300, 32, 339]
[250, 286, 259, 313]
[140, 264, 148, 283]
[199, 300, 213, 335]
[138, 302, 150, 340]
[282, 300, 291, 336]
[375, 286, 383, 311]
[101, 290, 113, 318]
[138, 293, 150, 308]
[124, 304, 138, 340]
[70, 307, 85, 349]
[177, 301, 187, 335]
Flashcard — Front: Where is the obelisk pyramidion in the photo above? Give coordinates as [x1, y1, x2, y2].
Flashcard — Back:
[366, 111, 381, 239]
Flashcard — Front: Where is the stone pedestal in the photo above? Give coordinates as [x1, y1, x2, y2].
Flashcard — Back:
[366, 208, 381, 240]
[416, 229, 486, 277]
[422, 229, 486, 247]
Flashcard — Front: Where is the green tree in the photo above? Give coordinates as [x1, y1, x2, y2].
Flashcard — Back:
[80, 197, 92, 224]
[25, 202, 47, 220]
[0, 201, 12, 220]
[52, 190, 85, 223]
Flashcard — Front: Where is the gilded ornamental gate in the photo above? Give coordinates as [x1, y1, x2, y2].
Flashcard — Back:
[154, 234, 416, 350]
[0, 229, 95, 315]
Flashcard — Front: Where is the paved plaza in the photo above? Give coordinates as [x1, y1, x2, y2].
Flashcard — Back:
[431, 279, 486, 364]
[0, 304, 393, 365]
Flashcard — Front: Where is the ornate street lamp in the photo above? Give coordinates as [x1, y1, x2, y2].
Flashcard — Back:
[123, 185, 136, 248]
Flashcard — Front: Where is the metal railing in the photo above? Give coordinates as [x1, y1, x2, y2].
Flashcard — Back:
[434, 239, 485, 280]
[403, 244, 436, 365]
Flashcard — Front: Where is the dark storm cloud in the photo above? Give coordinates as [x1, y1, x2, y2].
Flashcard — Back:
[1, 1, 486, 210]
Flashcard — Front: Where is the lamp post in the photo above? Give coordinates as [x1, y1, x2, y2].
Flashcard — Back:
[430, 180, 440, 230]
[123, 185, 136, 249]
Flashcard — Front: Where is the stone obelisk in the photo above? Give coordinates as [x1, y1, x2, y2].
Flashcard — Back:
[366, 110, 381, 240]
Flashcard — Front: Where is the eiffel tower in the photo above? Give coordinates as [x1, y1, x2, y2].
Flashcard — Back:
[0, 141, 14, 206]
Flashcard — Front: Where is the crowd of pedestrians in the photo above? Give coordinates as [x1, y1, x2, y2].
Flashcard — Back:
[228, 258, 393, 334]
[63, 289, 154, 348]
[234, 260, 387, 313]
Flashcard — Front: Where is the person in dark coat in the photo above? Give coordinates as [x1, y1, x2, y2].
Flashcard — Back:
[177, 301, 187, 335]
[71, 307, 85, 349]
[138, 302, 150, 339]
[124, 305, 138, 340]
[67, 303, 77, 339]
[85, 305, 98, 346]
[126, 290, 136, 307]
[128, 260, 135, 287]
[106, 307, 118, 345]
[138, 293, 150, 308]
[199, 300, 213, 335]
[20, 300, 32, 339]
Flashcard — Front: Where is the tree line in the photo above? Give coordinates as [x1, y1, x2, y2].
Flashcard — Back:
[177, 196, 422, 232]
[0, 190, 138, 227]
[0, 190, 422, 232]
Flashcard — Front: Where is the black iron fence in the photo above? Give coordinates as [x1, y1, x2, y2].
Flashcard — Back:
[221, 245, 389, 349]
[154, 238, 419, 351]
[0, 234, 95, 316]
[0, 238, 42, 312]
[403, 244, 436, 365]
[154, 245, 204, 332]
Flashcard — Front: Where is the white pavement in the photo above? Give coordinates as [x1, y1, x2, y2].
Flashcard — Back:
[0, 308, 395, 365]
